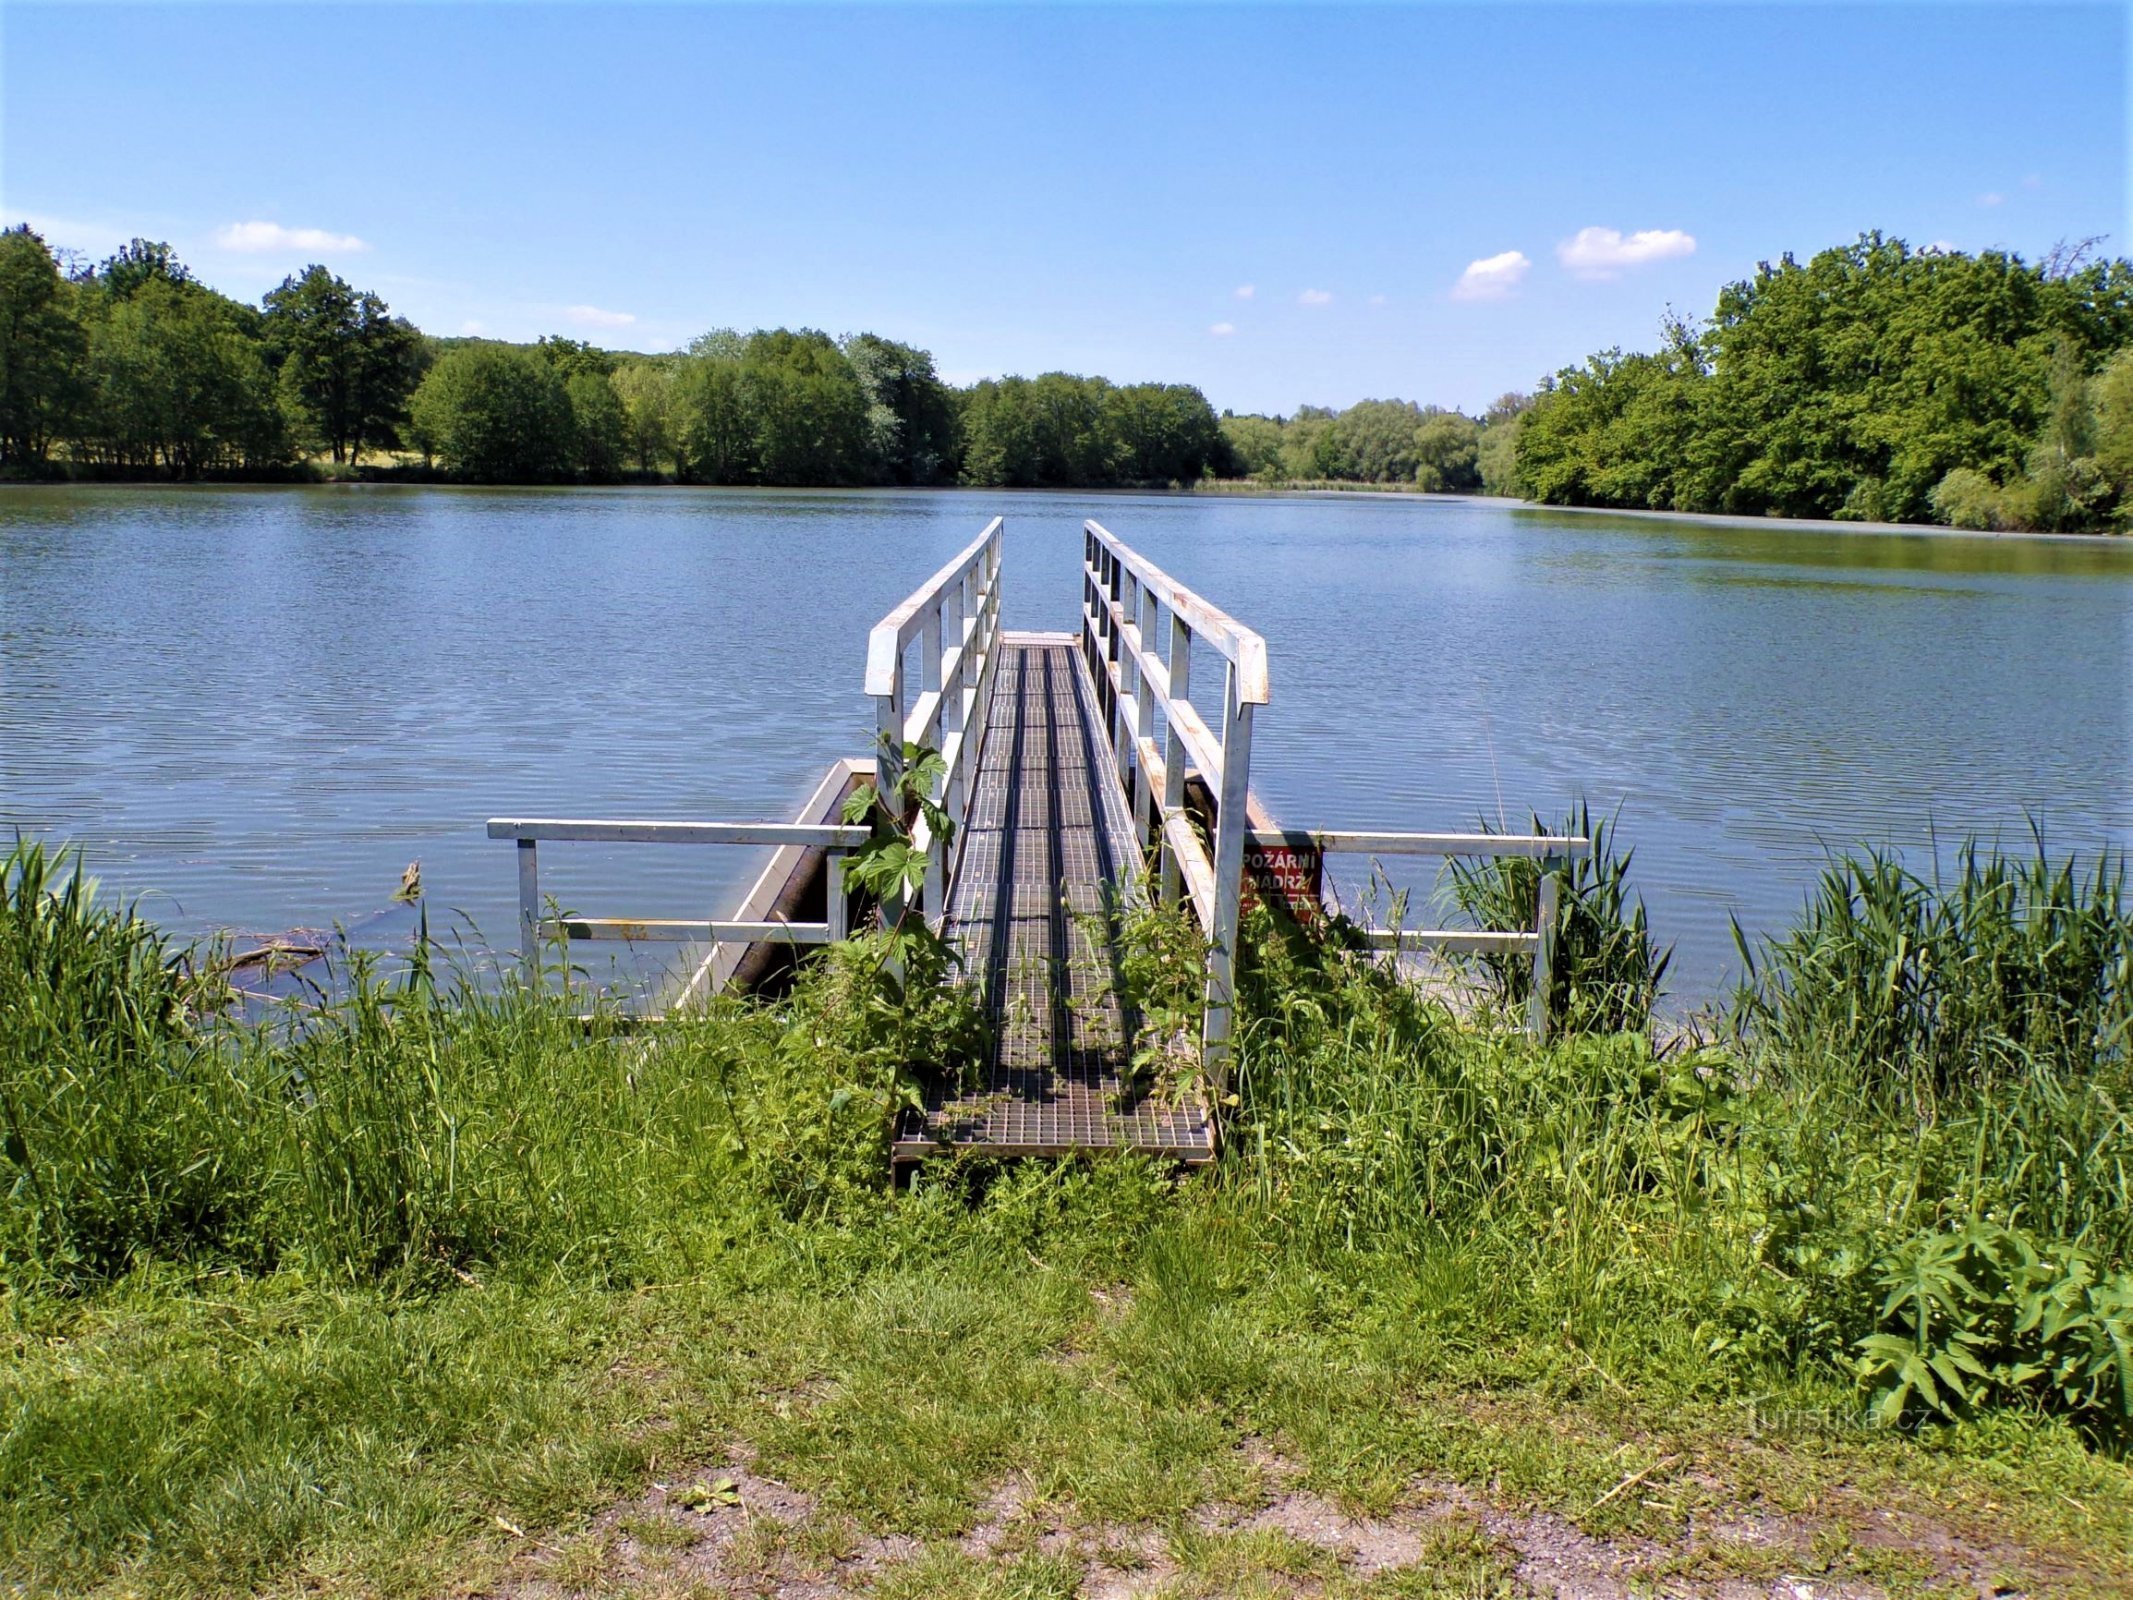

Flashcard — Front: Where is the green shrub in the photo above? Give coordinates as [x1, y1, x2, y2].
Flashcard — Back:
[1930, 466, 2013, 530]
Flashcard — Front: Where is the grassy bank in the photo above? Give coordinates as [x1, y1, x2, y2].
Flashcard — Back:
[2, 834, 2130, 1597]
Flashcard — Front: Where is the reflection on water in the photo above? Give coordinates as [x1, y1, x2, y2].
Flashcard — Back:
[4, 484, 2128, 1001]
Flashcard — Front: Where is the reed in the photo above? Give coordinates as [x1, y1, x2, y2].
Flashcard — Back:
[0, 838, 923, 1291]
[1444, 799, 1672, 1034]
[1735, 835, 2131, 1106]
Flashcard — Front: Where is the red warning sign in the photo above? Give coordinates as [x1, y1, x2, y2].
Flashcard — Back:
[1242, 837, 1325, 927]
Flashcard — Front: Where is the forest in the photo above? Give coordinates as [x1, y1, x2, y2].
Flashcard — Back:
[1512, 233, 2133, 532]
[4, 222, 2131, 529]
[0, 228, 1233, 491]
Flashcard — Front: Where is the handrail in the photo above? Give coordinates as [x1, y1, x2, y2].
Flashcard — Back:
[1246, 828, 1590, 860]
[1254, 827, 1588, 1040]
[1086, 520, 1268, 702]
[488, 819, 868, 848]
[1080, 523, 1593, 1052]
[489, 814, 863, 978]
[865, 518, 1002, 696]
[866, 517, 1005, 927]
[1080, 521, 1261, 1080]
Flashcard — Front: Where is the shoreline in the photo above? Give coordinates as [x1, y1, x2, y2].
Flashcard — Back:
[6, 475, 2127, 545]
[1195, 480, 2131, 545]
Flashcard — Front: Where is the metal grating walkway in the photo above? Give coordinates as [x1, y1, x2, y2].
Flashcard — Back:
[891, 637, 1216, 1164]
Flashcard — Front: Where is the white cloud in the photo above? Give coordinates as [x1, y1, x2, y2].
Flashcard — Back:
[215, 220, 368, 254]
[1208, 321, 1236, 337]
[2022, 174, 2043, 190]
[1556, 226, 1696, 279]
[460, 320, 489, 336]
[1234, 284, 1256, 300]
[1451, 250, 1531, 302]
[1368, 293, 1388, 306]
[1298, 288, 1334, 306]
[1926, 240, 1959, 255]
[564, 304, 637, 329]
[1978, 191, 2005, 208]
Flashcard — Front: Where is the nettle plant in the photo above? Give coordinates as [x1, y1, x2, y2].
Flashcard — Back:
[835, 737, 987, 1081]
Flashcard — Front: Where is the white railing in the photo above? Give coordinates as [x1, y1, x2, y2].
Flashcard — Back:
[1245, 828, 1591, 1040]
[1081, 520, 1592, 1056]
[485, 817, 869, 971]
[864, 516, 1004, 925]
[1081, 519, 1267, 1073]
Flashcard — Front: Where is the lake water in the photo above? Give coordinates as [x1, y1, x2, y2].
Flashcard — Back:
[4, 484, 2129, 1003]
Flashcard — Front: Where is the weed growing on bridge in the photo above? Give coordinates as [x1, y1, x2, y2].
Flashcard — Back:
[1103, 890, 1209, 1107]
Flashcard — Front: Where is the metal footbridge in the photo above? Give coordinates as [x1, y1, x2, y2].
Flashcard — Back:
[488, 518, 1587, 1169]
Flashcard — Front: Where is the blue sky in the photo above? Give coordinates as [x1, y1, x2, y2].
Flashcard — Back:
[4, 3, 2124, 413]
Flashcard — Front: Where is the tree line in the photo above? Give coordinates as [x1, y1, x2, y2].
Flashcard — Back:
[9, 221, 2130, 529]
[1510, 233, 2133, 532]
[1217, 397, 1524, 494]
[0, 226, 1231, 489]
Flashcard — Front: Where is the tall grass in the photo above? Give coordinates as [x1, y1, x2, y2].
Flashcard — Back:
[0, 839, 256, 1284]
[1231, 832, 2133, 1438]
[0, 838, 934, 1293]
[1735, 836, 2132, 1105]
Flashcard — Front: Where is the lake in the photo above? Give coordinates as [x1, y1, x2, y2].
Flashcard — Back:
[4, 484, 2129, 1004]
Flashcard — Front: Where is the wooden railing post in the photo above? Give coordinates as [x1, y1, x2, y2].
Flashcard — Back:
[1202, 661, 1254, 1084]
[516, 838, 540, 980]
[1529, 856, 1563, 1042]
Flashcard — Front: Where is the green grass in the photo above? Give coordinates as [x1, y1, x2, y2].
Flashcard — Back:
[3, 835, 2132, 1596]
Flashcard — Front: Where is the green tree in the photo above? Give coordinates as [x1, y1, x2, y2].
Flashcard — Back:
[2091, 347, 2133, 507]
[1516, 235, 2133, 528]
[94, 239, 191, 299]
[675, 344, 754, 483]
[742, 329, 869, 485]
[1103, 382, 1223, 483]
[669, 328, 870, 486]
[535, 336, 613, 382]
[1218, 413, 1287, 481]
[262, 265, 421, 464]
[78, 249, 288, 478]
[406, 343, 574, 480]
[1515, 341, 1704, 509]
[1325, 398, 1420, 482]
[958, 373, 1123, 487]
[610, 359, 678, 475]
[844, 333, 955, 484]
[1477, 392, 1530, 496]
[1277, 406, 1339, 480]
[0, 226, 86, 469]
[565, 368, 627, 481]
[1411, 408, 1481, 492]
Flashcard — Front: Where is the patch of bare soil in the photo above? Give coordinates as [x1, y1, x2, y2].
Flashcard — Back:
[489, 1447, 2084, 1599]
[485, 1457, 915, 1599]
